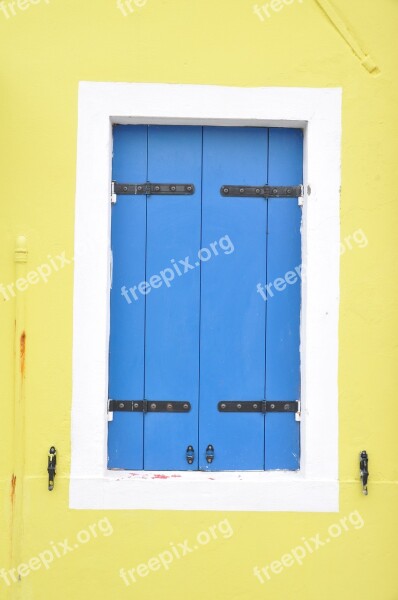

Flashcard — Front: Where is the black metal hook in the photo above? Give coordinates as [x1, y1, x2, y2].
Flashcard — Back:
[360, 450, 369, 495]
[48, 446, 57, 491]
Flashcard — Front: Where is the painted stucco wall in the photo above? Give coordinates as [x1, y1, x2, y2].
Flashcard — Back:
[0, 1, 397, 598]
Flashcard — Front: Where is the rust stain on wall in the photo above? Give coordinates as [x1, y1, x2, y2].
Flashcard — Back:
[20, 331, 26, 375]
[10, 474, 16, 505]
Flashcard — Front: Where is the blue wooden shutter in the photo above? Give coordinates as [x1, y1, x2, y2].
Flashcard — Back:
[108, 125, 147, 469]
[199, 126, 268, 470]
[144, 126, 202, 470]
[265, 128, 302, 469]
[108, 125, 302, 472]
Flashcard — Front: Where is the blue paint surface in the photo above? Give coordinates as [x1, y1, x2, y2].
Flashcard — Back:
[265, 128, 303, 470]
[108, 125, 147, 469]
[108, 125, 302, 471]
[144, 126, 202, 470]
[199, 127, 268, 470]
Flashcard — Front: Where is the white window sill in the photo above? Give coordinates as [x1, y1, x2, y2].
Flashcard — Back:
[70, 470, 338, 512]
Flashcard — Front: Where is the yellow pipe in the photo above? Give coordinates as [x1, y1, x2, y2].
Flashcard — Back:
[314, 0, 379, 74]
[9, 236, 28, 599]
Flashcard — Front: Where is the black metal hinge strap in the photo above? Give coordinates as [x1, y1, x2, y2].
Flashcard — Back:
[220, 185, 303, 198]
[218, 401, 299, 413]
[108, 400, 191, 413]
[113, 182, 195, 195]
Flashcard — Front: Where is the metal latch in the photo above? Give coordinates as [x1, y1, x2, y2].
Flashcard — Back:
[205, 444, 215, 464]
[108, 400, 191, 413]
[220, 185, 303, 200]
[111, 181, 117, 204]
[186, 445, 195, 465]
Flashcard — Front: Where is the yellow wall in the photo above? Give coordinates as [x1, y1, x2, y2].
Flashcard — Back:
[1, 1, 397, 598]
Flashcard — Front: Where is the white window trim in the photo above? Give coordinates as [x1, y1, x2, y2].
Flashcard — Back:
[70, 83, 341, 512]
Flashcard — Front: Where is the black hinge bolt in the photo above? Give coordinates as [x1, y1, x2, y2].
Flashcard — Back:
[206, 444, 215, 464]
[360, 450, 369, 495]
[48, 446, 57, 491]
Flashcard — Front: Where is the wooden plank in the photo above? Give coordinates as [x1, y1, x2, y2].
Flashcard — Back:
[199, 126, 268, 470]
[108, 125, 147, 469]
[144, 126, 202, 470]
[265, 127, 303, 470]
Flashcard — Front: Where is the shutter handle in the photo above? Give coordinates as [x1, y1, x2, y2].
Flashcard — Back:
[205, 444, 214, 464]
[186, 446, 195, 465]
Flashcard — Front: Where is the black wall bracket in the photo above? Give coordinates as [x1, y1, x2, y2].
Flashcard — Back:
[360, 450, 369, 495]
[47, 446, 56, 491]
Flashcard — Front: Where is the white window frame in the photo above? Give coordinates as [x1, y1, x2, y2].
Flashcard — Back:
[70, 83, 341, 512]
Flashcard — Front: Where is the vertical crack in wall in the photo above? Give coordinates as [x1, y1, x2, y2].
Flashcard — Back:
[314, 0, 380, 75]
